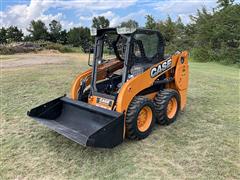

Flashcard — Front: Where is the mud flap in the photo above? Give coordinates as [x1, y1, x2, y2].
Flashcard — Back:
[27, 96, 124, 148]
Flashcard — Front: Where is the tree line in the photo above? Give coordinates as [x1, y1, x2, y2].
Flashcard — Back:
[0, 0, 239, 64]
[0, 16, 137, 52]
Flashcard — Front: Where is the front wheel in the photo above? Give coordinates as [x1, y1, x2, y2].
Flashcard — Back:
[126, 96, 155, 140]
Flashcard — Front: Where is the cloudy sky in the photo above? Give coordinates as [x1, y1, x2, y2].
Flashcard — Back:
[0, 0, 239, 33]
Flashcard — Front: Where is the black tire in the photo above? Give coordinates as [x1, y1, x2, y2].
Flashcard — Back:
[126, 96, 155, 140]
[154, 89, 180, 125]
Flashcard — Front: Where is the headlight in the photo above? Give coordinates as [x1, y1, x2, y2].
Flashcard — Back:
[90, 28, 97, 36]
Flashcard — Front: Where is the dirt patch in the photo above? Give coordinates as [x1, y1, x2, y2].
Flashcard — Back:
[1, 53, 68, 69]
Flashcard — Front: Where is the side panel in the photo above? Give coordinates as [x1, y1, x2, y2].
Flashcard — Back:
[174, 51, 189, 110]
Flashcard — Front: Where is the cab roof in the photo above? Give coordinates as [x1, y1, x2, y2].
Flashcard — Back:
[93, 27, 162, 36]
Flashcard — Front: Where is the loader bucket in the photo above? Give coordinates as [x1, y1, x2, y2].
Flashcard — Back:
[27, 96, 124, 148]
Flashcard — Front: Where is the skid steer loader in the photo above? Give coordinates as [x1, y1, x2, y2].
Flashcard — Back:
[28, 28, 189, 148]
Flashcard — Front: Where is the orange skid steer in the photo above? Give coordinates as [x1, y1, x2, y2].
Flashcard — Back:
[28, 28, 189, 148]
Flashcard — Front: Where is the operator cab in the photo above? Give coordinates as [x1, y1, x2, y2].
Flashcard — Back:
[85, 28, 165, 100]
[130, 29, 165, 77]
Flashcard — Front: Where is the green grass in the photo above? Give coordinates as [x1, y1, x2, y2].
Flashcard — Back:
[1, 56, 240, 179]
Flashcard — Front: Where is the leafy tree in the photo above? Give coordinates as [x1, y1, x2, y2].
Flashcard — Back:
[120, 20, 139, 28]
[0, 27, 7, 44]
[182, 23, 195, 50]
[156, 16, 186, 53]
[23, 35, 33, 42]
[145, 15, 156, 29]
[49, 20, 62, 43]
[217, 0, 234, 9]
[176, 17, 185, 33]
[162, 16, 176, 42]
[189, 7, 217, 61]
[27, 20, 49, 41]
[172, 17, 188, 50]
[67, 27, 81, 46]
[67, 27, 91, 51]
[92, 16, 110, 29]
[190, 3, 240, 64]
[6, 26, 23, 42]
[59, 30, 68, 44]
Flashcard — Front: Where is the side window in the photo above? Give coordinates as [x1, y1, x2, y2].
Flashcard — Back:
[134, 33, 159, 58]
[102, 33, 118, 60]
[115, 36, 127, 60]
[133, 42, 141, 58]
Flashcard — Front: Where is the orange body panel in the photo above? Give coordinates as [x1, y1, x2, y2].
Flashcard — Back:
[174, 51, 189, 110]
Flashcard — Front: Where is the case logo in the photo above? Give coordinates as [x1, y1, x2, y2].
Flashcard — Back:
[150, 59, 172, 78]
[97, 97, 113, 107]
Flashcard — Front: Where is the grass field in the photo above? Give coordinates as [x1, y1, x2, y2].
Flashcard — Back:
[0, 53, 239, 179]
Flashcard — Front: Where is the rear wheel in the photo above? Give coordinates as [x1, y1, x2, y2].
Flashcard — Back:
[154, 89, 180, 125]
[126, 96, 155, 140]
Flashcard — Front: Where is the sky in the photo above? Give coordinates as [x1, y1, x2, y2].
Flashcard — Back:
[0, 0, 239, 34]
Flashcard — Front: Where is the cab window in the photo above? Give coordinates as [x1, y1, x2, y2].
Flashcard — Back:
[133, 33, 159, 58]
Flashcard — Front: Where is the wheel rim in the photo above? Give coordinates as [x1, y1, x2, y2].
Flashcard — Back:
[137, 106, 153, 132]
[167, 97, 178, 119]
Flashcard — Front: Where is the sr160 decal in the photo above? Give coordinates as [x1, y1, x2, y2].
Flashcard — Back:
[150, 59, 172, 78]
